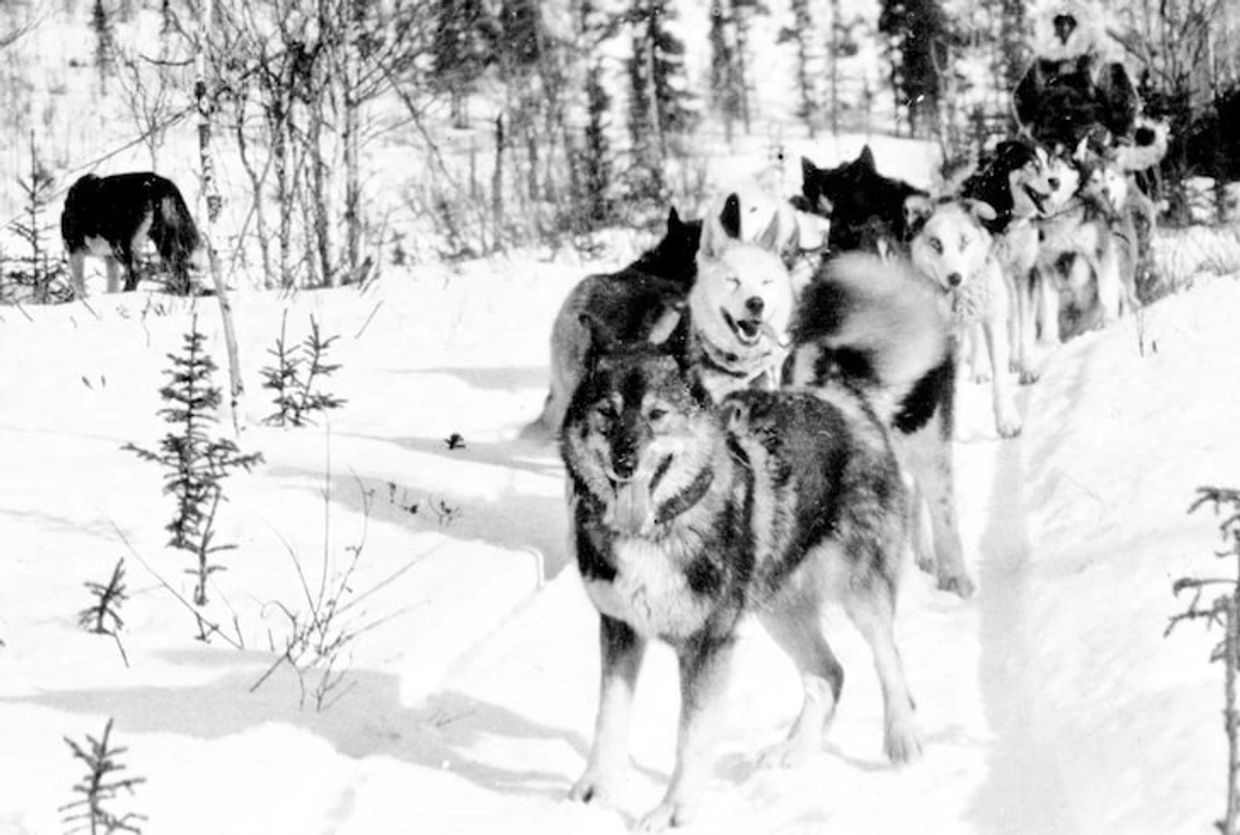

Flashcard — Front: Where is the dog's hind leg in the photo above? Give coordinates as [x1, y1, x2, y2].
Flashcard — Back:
[756, 598, 845, 769]
[104, 257, 122, 294]
[898, 416, 975, 598]
[844, 578, 921, 764]
[68, 251, 88, 297]
[571, 615, 648, 809]
[637, 633, 737, 831]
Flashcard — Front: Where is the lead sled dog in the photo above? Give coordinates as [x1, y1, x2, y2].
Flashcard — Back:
[562, 252, 946, 830]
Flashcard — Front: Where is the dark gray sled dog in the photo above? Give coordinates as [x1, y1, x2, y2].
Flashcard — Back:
[561, 257, 932, 829]
[61, 172, 206, 295]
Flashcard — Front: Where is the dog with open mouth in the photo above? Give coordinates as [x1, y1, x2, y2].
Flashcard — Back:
[956, 139, 1057, 383]
[685, 193, 796, 402]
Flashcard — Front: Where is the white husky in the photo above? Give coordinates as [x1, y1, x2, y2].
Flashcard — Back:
[911, 200, 1022, 438]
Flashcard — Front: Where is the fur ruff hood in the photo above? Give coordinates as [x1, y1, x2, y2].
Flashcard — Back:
[1032, 0, 1105, 62]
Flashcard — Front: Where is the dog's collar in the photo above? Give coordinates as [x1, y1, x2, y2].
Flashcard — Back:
[695, 330, 775, 382]
[652, 466, 716, 527]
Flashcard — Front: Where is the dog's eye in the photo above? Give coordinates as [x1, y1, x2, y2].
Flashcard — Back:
[727, 276, 741, 289]
[648, 406, 668, 422]
[929, 237, 943, 255]
[595, 402, 618, 420]
[959, 235, 969, 251]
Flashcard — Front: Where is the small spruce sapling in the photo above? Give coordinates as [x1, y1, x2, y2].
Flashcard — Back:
[59, 718, 146, 835]
[77, 558, 132, 667]
[9, 137, 66, 304]
[125, 314, 263, 606]
[1167, 486, 1240, 835]
[261, 312, 347, 426]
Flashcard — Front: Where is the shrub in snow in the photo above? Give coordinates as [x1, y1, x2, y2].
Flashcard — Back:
[5, 140, 69, 305]
[260, 312, 347, 427]
[1167, 486, 1240, 835]
[59, 717, 146, 835]
[124, 313, 263, 606]
[77, 557, 131, 667]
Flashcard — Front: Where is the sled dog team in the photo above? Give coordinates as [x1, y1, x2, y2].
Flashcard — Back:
[533, 135, 1156, 830]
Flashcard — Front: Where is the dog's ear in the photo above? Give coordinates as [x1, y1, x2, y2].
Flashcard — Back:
[719, 397, 748, 434]
[718, 192, 742, 240]
[666, 206, 682, 232]
[857, 145, 876, 171]
[963, 199, 998, 224]
[646, 300, 685, 347]
[903, 194, 934, 237]
[801, 156, 819, 182]
[755, 207, 783, 253]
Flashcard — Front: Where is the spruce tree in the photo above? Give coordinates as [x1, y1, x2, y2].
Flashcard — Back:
[91, 0, 116, 96]
[878, 0, 952, 136]
[431, 0, 495, 128]
[583, 62, 614, 224]
[125, 315, 263, 605]
[779, 0, 819, 136]
[709, 3, 741, 142]
[625, 0, 693, 200]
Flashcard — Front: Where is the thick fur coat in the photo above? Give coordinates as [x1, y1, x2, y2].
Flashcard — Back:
[563, 334, 920, 830]
[61, 172, 206, 295]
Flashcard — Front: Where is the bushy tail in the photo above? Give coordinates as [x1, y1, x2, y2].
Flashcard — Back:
[789, 252, 952, 429]
[150, 181, 202, 273]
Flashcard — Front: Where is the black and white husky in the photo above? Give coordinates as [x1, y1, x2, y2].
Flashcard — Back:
[789, 253, 975, 598]
[61, 172, 207, 296]
[562, 280, 925, 827]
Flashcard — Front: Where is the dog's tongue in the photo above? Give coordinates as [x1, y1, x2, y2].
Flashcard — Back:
[609, 478, 653, 535]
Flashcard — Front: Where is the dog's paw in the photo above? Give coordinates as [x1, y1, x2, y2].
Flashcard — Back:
[1018, 368, 1040, 385]
[569, 770, 620, 807]
[636, 798, 697, 832]
[757, 739, 816, 770]
[937, 570, 976, 599]
[914, 549, 937, 576]
[970, 370, 992, 385]
[996, 416, 1022, 439]
[884, 720, 923, 765]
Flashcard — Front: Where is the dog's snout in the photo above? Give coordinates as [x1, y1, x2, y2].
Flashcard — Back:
[1048, 176, 1060, 191]
[947, 272, 963, 288]
[612, 449, 637, 480]
[745, 296, 764, 316]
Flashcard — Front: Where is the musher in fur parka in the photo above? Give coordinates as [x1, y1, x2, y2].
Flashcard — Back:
[1014, 0, 1138, 151]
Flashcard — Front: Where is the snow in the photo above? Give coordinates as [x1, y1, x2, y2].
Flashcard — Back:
[3, 130, 1240, 835]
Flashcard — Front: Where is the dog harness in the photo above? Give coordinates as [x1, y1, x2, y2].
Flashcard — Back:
[945, 259, 997, 326]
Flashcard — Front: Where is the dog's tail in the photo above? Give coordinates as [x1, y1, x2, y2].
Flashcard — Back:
[789, 252, 953, 432]
[150, 178, 204, 281]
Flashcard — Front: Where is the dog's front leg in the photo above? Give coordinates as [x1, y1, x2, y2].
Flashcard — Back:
[571, 614, 647, 808]
[637, 633, 736, 832]
[984, 317, 1021, 438]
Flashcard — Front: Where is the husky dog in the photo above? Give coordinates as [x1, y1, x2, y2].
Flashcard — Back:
[524, 208, 702, 439]
[1036, 146, 1138, 339]
[957, 139, 1057, 384]
[563, 327, 921, 829]
[685, 195, 796, 402]
[789, 253, 974, 598]
[799, 146, 929, 257]
[61, 172, 207, 296]
[911, 200, 1022, 438]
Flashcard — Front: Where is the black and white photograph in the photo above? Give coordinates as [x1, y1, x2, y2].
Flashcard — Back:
[0, 0, 1238, 832]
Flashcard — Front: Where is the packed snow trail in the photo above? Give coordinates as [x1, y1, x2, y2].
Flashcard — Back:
[1, 272, 1237, 834]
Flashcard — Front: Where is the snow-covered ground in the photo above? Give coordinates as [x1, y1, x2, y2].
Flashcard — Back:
[0, 223, 1237, 833]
